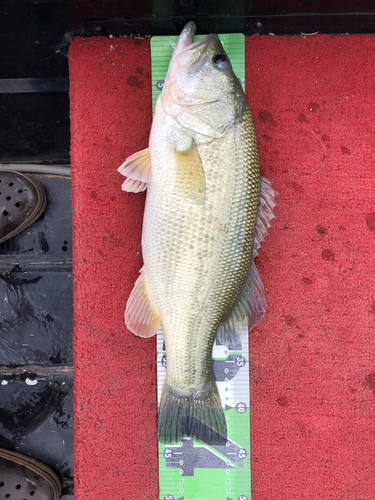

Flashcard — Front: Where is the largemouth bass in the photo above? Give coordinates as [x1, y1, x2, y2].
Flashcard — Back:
[119, 22, 279, 444]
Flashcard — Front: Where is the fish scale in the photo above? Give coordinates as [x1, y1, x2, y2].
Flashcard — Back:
[144, 118, 258, 389]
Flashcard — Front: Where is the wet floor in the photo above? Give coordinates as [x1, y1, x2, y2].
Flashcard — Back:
[0, 174, 74, 498]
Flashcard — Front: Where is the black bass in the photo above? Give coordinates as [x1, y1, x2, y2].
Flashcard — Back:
[118, 21, 279, 444]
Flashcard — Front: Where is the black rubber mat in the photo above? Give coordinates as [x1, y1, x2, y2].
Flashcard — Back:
[0, 174, 73, 499]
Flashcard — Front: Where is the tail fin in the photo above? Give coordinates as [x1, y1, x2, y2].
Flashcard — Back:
[158, 382, 227, 445]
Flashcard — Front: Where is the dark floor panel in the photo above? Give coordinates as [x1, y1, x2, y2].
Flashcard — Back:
[0, 175, 73, 367]
[0, 270, 72, 366]
[0, 93, 70, 164]
[0, 174, 73, 497]
[0, 2, 71, 80]
[0, 372, 73, 496]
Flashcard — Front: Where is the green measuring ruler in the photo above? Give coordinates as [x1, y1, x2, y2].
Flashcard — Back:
[151, 33, 245, 112]
[151, 33, 251, 500]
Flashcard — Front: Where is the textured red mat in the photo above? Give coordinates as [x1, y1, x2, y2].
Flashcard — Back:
[70, 34, 375, 500]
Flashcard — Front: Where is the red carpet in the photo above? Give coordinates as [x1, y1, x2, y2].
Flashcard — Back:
[70, 34, 375, 499]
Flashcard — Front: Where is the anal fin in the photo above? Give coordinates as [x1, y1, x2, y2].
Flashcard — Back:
[125, 272, 160, 337]
[118, 147, 152, 193]
[253, 176, 280, 255]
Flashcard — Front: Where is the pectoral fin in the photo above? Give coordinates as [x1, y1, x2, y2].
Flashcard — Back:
[125, 272, 160, 337]
[175, 140, 206, 201]
[118, 147, 152, 193]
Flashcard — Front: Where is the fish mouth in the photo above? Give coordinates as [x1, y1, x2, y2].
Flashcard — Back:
[161, 21, 219, 110]
[174, 21, 217, 73]
[174, 21, 197, 54]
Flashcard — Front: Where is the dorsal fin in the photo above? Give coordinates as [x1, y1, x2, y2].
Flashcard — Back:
[216, 177, 280, 347]
[253, 176, 280, 255]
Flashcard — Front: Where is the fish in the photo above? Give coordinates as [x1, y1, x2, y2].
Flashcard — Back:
[118, 21, 279, 444]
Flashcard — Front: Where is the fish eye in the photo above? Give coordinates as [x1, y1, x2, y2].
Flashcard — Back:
[212, 53, 228, 68]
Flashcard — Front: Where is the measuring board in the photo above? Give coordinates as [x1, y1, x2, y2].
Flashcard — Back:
[151, 33, 245, 113]
[151, 33, 251, 500]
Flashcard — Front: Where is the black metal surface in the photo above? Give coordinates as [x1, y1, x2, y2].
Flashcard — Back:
[81, 12, 375, 37]
[1, 1, 375, 164]
[1, 0, 374, 73]
[0, 93, 70, 164]
[0, 1, 71, 80]
[0, 0, 71, 163]
[0, 175, 73, 498]
[0, 79, 70, 94]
